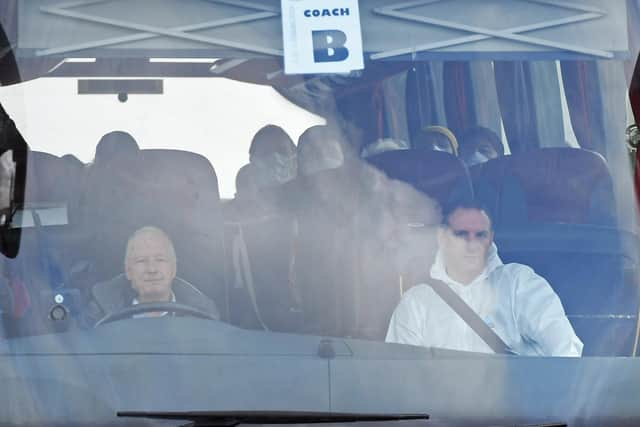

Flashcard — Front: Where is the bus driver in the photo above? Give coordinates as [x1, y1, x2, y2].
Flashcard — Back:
[87, 226, 219, 323]
[386, 201, 583, 356]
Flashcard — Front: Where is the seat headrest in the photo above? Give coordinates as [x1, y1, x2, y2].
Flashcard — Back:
[474, 148, 614, 225]
[366, 148, 472, 206]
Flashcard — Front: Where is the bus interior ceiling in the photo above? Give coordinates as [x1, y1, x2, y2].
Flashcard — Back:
[0, 0, 639, 356]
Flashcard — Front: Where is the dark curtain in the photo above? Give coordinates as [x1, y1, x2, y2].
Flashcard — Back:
[268, 62, 412, 152]
[494, 61, 565, 153]
[405, 62, 446, 144]
[384, 60, 504, 149]
[560, 61, 606, 155]
[561, 59, 633, 228]
[443, 61, 475, 139]
[381, 73, 407, 141]
[561, 60, 628, 163]
[335, 82, 386, 150]
[468, 61, 502, 138]
[494, 61, 538, 153]
[441, 61, 502, 142]
[563, 60, 628, 158]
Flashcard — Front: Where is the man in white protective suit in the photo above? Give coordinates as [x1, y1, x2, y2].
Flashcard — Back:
[386, 201, 583, 356]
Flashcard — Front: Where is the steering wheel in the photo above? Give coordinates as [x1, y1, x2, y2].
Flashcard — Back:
[95, 302, 218, 326]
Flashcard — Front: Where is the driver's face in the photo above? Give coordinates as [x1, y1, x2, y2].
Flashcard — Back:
[439, 208, 493, 278]
[125, 231, 176, 302]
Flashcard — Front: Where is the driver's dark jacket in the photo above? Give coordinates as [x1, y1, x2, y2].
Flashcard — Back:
[85, 274, 220, 325]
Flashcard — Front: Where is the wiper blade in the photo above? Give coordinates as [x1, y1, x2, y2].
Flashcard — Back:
[117, 410, 429, 427]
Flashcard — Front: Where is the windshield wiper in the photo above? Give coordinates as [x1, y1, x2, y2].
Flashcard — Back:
[117, 410, 429, 427]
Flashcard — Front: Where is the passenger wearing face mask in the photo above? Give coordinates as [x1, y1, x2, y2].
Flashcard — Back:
[459, 126, 504, 167]
[222, 163, 261, 222]
[294, 126, 358, 336]
[297, 125, 345, 177]
[230, 125, 301, 331]
[249, 125, 297, 189]
[413, 125, 459, 156]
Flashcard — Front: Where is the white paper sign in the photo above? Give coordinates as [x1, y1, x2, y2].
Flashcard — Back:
[282, 0, 364, 75]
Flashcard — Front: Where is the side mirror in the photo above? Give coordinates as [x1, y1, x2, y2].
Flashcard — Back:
[0, 104, 27, 258]
[0, 18, 28, 258]
[629, 51, 640, 130]
[627, 124, 640, 152]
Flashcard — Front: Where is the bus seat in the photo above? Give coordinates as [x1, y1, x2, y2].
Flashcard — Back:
[293, 166, 361, 337]
[495, 225, 640, 356]
[93, 130, 139, 166]
[366, 149, 473, 208]
[470, 148, 616, 226]
[354, 155, 449, 339]
[79, 140, 142, 287]
[469, 148, 630, 355]
[80, 148, 226, 313]
[291, 161, 439, 339]
[362, 149, 472, 339]
[23, 151, 87, 283]
[131, 149, 225, 307]
[224, 162, 364, 335]
[25, 152, 85, 214]
[223, 179, 303, 333]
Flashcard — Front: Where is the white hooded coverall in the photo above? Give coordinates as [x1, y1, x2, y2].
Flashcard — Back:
[386, 244, 583, 356]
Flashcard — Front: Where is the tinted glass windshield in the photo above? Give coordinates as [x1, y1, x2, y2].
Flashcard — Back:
[0, 0, 638, 358]
[0, 1, 638, 356]
[4, 1, 640, 426]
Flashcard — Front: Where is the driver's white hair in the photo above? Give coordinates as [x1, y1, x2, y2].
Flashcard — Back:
[124, 226, 177, 268]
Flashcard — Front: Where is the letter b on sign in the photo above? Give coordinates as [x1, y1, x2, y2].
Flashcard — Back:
[312, 30, 349, 63]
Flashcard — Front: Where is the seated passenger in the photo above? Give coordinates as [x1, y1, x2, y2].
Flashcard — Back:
[249, 125, 297, 189]
[386, 201, 583, 356]
[93, 130, 139, 165]
[222, 163, 267, 222]
[297, 125, 344, 176]
[458, 126, 504, 166]
[413, 126, 458, 155]
[87, 226, 219, 323]
[361, 138, 409, 158]
[61, 154, 84, 168]
[235, 163, 258, 201]
[355, 175, 441, 339]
